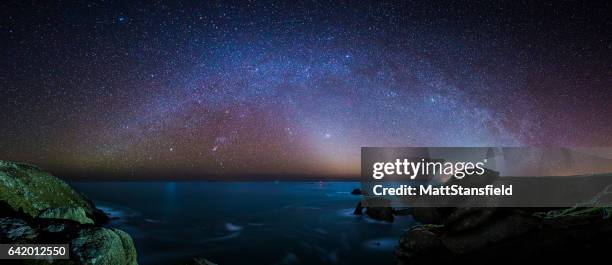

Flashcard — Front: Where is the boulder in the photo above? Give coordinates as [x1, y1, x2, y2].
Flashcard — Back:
[0, 217, 38, 242]
[0, 216, 138, 265]
[72, 227, 138, 265]
[353, 201, 363, 215]
[112, 228, 138, 265]
[350, 188, 362, 195]
[397, 224, 445, 255]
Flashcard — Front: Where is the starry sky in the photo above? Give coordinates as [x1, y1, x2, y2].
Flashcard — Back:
[1, 1, 611, 179]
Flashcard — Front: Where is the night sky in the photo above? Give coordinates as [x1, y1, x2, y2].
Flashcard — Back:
[1, 1, 611, 178]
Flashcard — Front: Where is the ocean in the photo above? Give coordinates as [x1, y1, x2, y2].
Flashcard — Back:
[71, 181, 415, 265]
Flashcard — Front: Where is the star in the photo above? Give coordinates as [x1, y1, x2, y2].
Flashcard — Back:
[1, 1, 609, 177]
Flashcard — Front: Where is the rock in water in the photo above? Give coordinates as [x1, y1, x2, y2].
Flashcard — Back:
[351, 188, 362, 195]
[366, 207, 394, 222]
[392, 208, 412, 216]
[0, 160, 103, 224]
[353, 201, 363, 215]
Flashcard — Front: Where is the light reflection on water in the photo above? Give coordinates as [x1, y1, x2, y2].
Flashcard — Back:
[71, 181, 415, 265]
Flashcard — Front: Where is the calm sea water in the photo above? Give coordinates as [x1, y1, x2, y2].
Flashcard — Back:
[71, 181, 415, 265]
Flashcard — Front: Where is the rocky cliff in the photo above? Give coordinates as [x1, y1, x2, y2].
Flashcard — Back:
[396, 206, 612, 264]
[0, 160, 137, 265]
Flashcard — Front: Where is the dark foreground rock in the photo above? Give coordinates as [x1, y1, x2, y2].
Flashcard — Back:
[0, 160, 137, 265]
[396, 207, 612, 264]
[0, 217, 137, 265]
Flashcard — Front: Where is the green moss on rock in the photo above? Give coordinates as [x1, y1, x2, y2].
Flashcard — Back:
[0, 160, 138, 265]
[0, 160, 95, 224]
[112, 228, 138, 265]
[38, 207, 94, 225]
[71, 227, 138, 265]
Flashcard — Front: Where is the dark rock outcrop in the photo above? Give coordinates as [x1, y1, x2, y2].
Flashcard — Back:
[0, 217, 38, 242]
[351, 188, 362, 195]
[353, 201, 363, 215]
[396, 168, 612, 263]
[396, 206, 612, 264]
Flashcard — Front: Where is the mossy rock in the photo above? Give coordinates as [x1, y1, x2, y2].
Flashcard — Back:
[1, 217, 138, 265]
[0, 160, 97, 224]
[112, 228, 138, 265]
[38, 207, 94, 225]
[71, 227, 138, 265]
[0, 161, 137, 265]
[0, 217, 38, 242]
